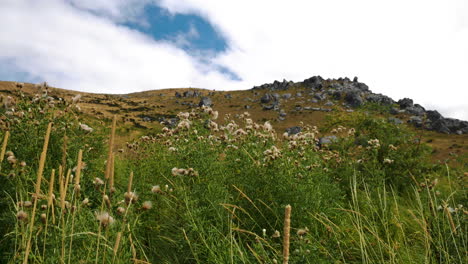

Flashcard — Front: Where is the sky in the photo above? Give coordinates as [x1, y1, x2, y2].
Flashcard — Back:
[0, 0, 467, 119]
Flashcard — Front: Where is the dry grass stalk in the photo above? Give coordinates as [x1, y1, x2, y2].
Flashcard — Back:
[61, 135, 68, 171]
[109, 153, 115, 192]
[74, 149, 83, 191]
[0, 130, 10, 163]
[61, 169, 71, 211]
[47, 169, 56, 224]
[113, 232, 122, 257]
[128, 171, 134, 193]
[105, 115, 117, 179]
[24, 122, 52, 264]
[58, 165, 63, 208]
[445, 206, 457, 234]
[283, 204, 291, 264]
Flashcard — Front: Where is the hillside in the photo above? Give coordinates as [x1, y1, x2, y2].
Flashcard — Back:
[0, 77, 466, 263]
[1, 77, 466, 164]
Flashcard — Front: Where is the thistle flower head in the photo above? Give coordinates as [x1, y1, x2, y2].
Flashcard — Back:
[142, 201, 152, 211]
[124, 192, 138, 204]
[151, 185, 162, 193]
[95, 211, 114, 227]
[116, 207, 126, 215]
[17, 210, 28, 222]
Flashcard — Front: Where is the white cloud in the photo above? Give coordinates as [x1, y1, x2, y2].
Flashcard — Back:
[0, 0, 467, 120]
[157, 0, 468, 119]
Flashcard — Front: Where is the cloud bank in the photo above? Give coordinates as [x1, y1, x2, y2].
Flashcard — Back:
[0, 0, 467, 119]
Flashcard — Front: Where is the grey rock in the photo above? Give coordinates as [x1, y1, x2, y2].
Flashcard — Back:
[408, 116, 423, 127]
[224, 94, 232, 99]
[314, 93, 326, 101]
[282, 93, 292, 99]
[175, 92, 182, 98]
[388, 117, 403, 125]
[198, 97, 213, 107]
[426, 110, 443, 122]
[296, 92, 302, 97]
[261, 93, 275, 104]
[324, 101, 334, 106]
[366, 93, 395, 105]
[319, 136, 338, 146]
[406, 104, 425, 116]
[345, 91, 364, 107]
[286, 126, 301, 135]
[302, 76, 323, 90]
[398, 98, 414, 109]
[244, 105, 251, 109]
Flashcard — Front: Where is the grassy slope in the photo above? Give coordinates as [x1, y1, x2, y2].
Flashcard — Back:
[0, 81, 466, 165]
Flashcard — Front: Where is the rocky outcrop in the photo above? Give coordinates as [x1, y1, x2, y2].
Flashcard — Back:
[249, 75, 467, 134]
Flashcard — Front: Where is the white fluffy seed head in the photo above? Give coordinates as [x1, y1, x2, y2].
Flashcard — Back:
[96, 212, 114, 227]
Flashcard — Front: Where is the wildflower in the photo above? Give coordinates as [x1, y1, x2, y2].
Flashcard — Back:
[168, 147, 177, 152]
[103, 195, 111, 207]
[263, 121, 273, 132]
[297, 227, 309, 236]
[388, 144, 398, 151]
[383, 158, 394, 164]
[71, 94, 81, 104]
[7, 155, 17, 165]
[93, 177, 104, 186]
[116, 207, 126, 215]
[142, 201, 152, 211]
[24, 201, 32, 208]
[262, 229, 266, 237]
[79, 123, 93, 133]
[82, 198, 90, 206]
[20, 161, 26, 167]
[177, 112, 190, 120]
[40, 213, 47, 224]
[5, 151, 14, 157]
[272, 230, 281, 238]
[151, 185, 162, 194]
[95, 212, 115, 227]
[124, 192, 138, 204]
[177, 120, 191, 130]
[210, 110, 219, 120]
[17, 210, 28, 222]
[41, 204, 47, 210]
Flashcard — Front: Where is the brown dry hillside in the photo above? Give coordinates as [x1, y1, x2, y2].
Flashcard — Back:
[1, 80, 466, 165]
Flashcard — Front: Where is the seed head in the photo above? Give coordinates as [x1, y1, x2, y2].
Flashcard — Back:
[82, 198, 90, 206]
[17, 210, 28, 222]
[24, 201, 32, 208]
[151, 185, 162, 194]
[142, 201, 152, 211]
[40, 213, 47, 224]
[297, 227, 309, 236]
[124, 192, 138, 204]
[272, 230, 281, 238]
[96, 212, 114, 227]
[116, 207, 126, 215]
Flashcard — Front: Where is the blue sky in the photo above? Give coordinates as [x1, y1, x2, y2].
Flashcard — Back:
[0, 0, 467, 119]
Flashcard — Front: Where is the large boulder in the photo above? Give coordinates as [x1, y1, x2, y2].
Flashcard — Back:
[198, 97, 213, 107]
[345, 91, 364, 107]
[366, 93, 395, 105]
[302, 76, 323, 90]
[406, 104, 425, 116]
[398, 98, 413, 109]
[426, 110, 443, 122]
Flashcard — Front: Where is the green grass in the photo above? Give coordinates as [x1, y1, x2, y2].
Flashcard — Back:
[0, 88, 466, 263]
